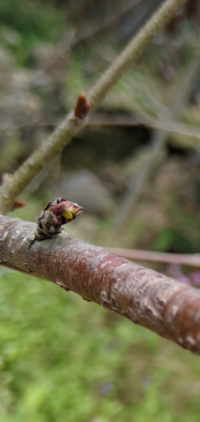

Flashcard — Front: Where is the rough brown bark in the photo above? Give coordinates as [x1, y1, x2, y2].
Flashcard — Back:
[1, 215, 200, 355]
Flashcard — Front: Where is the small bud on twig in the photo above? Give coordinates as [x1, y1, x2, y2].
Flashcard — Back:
[35, 197, 83, 240]
[74, 92, 90, 119]
[11, 200, 28, 211]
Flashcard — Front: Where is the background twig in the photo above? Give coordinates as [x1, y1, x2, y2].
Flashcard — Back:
[113, 56, 200, 236]
[105, 247, 200, 268]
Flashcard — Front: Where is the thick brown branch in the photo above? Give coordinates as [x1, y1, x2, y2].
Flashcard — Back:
[1, 215, 200, 355]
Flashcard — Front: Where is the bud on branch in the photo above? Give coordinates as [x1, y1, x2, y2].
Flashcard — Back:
[35, 198, 83, 240]
[74, 92, 90, 119]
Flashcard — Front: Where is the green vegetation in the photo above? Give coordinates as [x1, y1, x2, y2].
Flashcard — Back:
[0, 0, 66, 64]
[0, 269, 200, 422]
[0, 0, 65, 43]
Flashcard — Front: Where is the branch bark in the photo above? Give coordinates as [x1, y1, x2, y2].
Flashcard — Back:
[0, 0, 188, 214]
[1, 215, 200, 355]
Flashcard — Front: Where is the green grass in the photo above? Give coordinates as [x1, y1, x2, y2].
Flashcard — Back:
[0, 270, 200, 421]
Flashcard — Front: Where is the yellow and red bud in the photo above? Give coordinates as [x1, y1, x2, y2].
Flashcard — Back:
[49, 200, 83, 222]
[36, 198, 83, 240]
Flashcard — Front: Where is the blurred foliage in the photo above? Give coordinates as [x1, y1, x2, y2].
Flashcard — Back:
[153, 227, 192, 253]
[0, 0, 66, 65]
[1, 270, 200, 422]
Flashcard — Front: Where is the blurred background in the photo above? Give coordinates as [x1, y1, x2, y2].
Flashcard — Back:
[1, 0, 200, 420]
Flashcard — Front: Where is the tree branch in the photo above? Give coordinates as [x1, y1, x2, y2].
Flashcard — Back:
[87, 0, 189, 112]
[1, 214, 200, 355]
[105, 247, 200, 268]
[0, 0, 188, 214]
[0, 106, 86, 215]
